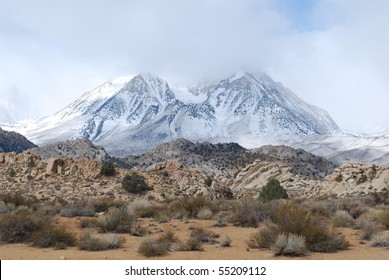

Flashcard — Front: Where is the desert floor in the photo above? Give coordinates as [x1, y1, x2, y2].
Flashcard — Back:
[0, 217, 388, 260]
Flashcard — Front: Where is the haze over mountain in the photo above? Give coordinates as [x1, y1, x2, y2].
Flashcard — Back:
[2, 72, 340, 156]
[0, 84, 30, 123]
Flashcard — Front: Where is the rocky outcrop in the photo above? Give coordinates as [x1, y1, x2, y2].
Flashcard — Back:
[229, 160, 389, 199]
[29, 138, 108, 161]
[0, 128, 37, 153]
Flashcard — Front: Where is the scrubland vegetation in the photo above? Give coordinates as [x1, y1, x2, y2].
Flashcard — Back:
[0, 185, 388, 258]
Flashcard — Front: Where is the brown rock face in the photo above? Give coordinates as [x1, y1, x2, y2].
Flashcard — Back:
[46, 158, 65, 175]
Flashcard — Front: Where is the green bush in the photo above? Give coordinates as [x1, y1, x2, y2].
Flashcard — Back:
[100, 161, 116, 176]
[122, 173, 149, 193]
[259, 179, 288, 202]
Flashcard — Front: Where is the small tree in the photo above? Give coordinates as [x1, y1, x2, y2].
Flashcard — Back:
[122, 173, 149, 193]
[259, 178, 288, 202]
[100, 161, 116, 176]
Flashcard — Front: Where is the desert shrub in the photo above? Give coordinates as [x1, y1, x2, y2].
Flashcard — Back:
[166, 196, 212, 219]
[0, 201, 16, 214]
[100, 161, 116, 176]
[32, 225, 76, 249]
[230, 199, 265, 227]
[92, 198, 122, 213]
[337, 198, 367, 219]
[138, 238, 170, 257]
[97, 207, 135, 233]
[204, 176, 213, 187]
[80, 218, 98, 229]
[130, 223, 148, 237]
[122, 173, 149, 193]
[370, 232, 389, 247]
[272, 201, 349, 252]
[0, 210, 49, 243]
[175, 238, 204, 251]
[60, 200, 95, 217]
[302, 200, 337, 217]
[79, 232, 125, 251]
[332, 210, 354, 227]
[103, 233, 126, 249]
[0, 192, 38, 208]
[214, 214, 229, 227]
[273, 234, 307, 256]
[158, 231, 177, 244]
[377, 210, 389, 229]
[27, 158, 36, 168]
[190, 227, 219, 244]
[197, 206, 213, 220]
[259, 179, 288, 202]
[357, 220, 381, 240]
[370, 189, 389, 205]
[220, 236, 232, 247]
[127, 200, 160, 218]
[247, 221, 279, 249]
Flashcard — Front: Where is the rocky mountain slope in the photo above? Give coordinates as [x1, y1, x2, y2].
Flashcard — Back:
[29, 138, 109, 161]
[3, 72, 340, 156]
[125, 138, 337, 180]
[293, 134, 389, 165]
[1, 149, 387, 202]
[0, 128, 37, 153]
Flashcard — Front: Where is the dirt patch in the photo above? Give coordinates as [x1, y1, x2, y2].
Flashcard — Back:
[0, 218, 388, 260]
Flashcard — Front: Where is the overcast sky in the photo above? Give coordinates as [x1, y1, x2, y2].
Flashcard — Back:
[1, 0, 388, 133]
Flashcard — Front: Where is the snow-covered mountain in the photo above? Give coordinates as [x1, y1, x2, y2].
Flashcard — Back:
[2, 72, 341, 156]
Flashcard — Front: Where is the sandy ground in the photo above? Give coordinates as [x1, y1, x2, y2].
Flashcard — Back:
[0, 217, 388, 260]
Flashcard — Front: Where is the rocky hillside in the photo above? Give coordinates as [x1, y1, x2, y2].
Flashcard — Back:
[1, 150, 388, 202]
[0, 128, 36, 153]
[125, 139, 337, 180]
[28, 138, 109, 161]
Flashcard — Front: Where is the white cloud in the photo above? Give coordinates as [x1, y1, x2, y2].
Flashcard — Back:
[0, 0, 388, 133]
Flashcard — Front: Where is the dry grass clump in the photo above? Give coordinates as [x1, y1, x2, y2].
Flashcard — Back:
[220, 236, 232, 247]
[337, 198, 367, 219]
[356, 219, 382, 240]
[137, 238, 170, 257]
[247, 221, 279, 249]
[79, 232, 125, 251]
[97, 207, 135, 233]
[197, 206, 213, 220]
[377, 210, 389, 229]
[168, 196, 213, 219]
[175, 238, 204, 251]
[370, 232, 389, 248]
[332, 210, 354, 228]
[190, 226, 220, 244]
[273, 234, 307, 257]
[60, 200, 95, 217]
[92, 198, 122, 213]
[31, 225, 76, 249]
[127, 200, 160, 218]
